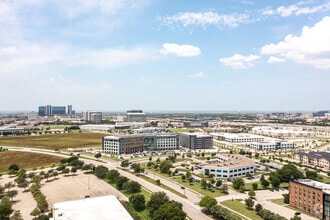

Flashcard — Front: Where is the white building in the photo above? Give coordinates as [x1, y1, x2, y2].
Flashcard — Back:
[201, 154, 255, 179]
[51, 195, 133, 220]
[249, 141, 294, 151]
[82, 111, 103, 124]
[210, 132, 265, 143]
[252, 126, 314, 137]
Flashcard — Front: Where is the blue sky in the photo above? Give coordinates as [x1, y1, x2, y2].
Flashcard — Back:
[1, 0, 330, 112]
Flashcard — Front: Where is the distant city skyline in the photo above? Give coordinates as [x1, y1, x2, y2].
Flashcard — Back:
[1, 1, 330, 111]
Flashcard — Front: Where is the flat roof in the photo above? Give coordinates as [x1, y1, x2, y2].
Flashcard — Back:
[52, 195, 133, 220]
[210, 132, 264, 139]
[203, 154, 255, 169]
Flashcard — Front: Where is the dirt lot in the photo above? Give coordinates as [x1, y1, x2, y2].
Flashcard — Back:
[0, 171, 127, 219]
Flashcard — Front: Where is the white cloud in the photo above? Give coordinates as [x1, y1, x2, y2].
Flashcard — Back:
[189, 72, 205, 78]
[159, 12, 250, 28]
[219, 54, 260, 69]
[261, 16, 330, 69]
[267, 56, 286, 63]
[262, 2, 330, 17]
[160, 43, 201, 57]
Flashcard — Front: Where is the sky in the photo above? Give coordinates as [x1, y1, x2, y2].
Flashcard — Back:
[1, 0, 330, 112]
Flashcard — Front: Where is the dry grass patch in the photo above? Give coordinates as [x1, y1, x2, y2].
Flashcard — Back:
[0, 151, 62, 172]
[0, 132, 104, 149]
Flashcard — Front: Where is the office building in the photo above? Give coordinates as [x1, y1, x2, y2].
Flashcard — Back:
[67, 105, 73, 116]
[102, 133, 178, 155]
[183, 121, 208, 128]
[211, 132, 265, 143]
[38, 104, 73, 116]
[201, 154, 255, 179]
[249, 141, 295, 151]
[178, 132, 213, 149]
[290, 179, 330, 219]
[83, 111, 103, 124]
[126, 110, 146, 122]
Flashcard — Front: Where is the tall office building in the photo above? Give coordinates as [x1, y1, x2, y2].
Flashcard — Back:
[45, 105, 52, 115]
[83, 111, 103, 124]
[67, 105, 73, 116]
[38, 106, 46, 116]
[178, 132, 213, 149]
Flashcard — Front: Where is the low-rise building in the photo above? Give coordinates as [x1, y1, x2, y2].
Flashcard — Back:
[210, 132, 265, 143]
[51, 195, 133, 220]
[289, 179, 330, 219]
[201, 154, 255, 179]
[249, 141, 295, 151]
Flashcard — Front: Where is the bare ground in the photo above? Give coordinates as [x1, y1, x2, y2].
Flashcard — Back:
[0, 171, 127, 219]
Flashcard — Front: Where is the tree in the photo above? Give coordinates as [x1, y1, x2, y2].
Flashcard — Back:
[30, 207, 41, 219]
[120, 160, 130, 169]
[245, 197, 255, 210]
[116, 176, 129, 190]
[159, 160, 172, 174]
[131, 163, 144, 174]
[216, 179, 222, 188]
[201, 179, 207, 189]
[147, 192, 169, 216]
[155, 179, 161, 185]
[277, 164, 304, 182]
[70, 167, 77, 175]
[8, 164, 19, 172]
[283, 193, 289, 204]
[305, 169, 317, 180]
[248, 189, 255, 197]
[255, 203, 263, 214]
[94, 152, 102, 160]
[106, 170, 120, 183]
[204, 169, 210, 176]
[199, 196, 217, 211]
[232, 178, 245, 190]
[181, 174, 186, 182]
[6, 190, 18, 202]
[270, 177, 281, 189]
[152, 200, 186, 220]
[4, 182, 15, 192]
[10, 210, 23, 220]
[252, 183, 258, 190]
[129, 194, 146, 211]
[94, 165, 109, 179]
[123, 181, 141, 194]
[0, 197, 13, 219]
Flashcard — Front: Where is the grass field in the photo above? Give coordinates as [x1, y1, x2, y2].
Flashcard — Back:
[221, 199, 262, 220]
[0, 151, 62, 172]
[0, 132, 105, 150]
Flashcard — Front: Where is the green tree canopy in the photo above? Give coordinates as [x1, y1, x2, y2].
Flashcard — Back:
[232, 177, 245, 190]
[147, 192, 169, 216]
[129, 194, 146, 211]
[0, 197, 13, 219]
[152, 200, 186, 220]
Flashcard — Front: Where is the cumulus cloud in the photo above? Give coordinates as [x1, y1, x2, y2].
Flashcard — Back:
[160, 43, 201, 57]
[262, 2, 330, 17]
[159, 12, 250, 28]
[219, 54, 260, 69]
[261, 16, 330, 69]
[267, 56, 286, 63]
[189, 72, 205, 78]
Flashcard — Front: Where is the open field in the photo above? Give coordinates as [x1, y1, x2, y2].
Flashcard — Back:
[0, 151, 63, 172]
[0, 132, 104, 150]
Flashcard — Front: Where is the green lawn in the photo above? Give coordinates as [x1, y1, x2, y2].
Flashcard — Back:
[171, 176, 227, 197]
[269, 198, 286, 206]
[138, 174, 187, 198]
[221, 199, 263, 220]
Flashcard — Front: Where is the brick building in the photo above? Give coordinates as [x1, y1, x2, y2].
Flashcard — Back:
[290, 179, 330, 219]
